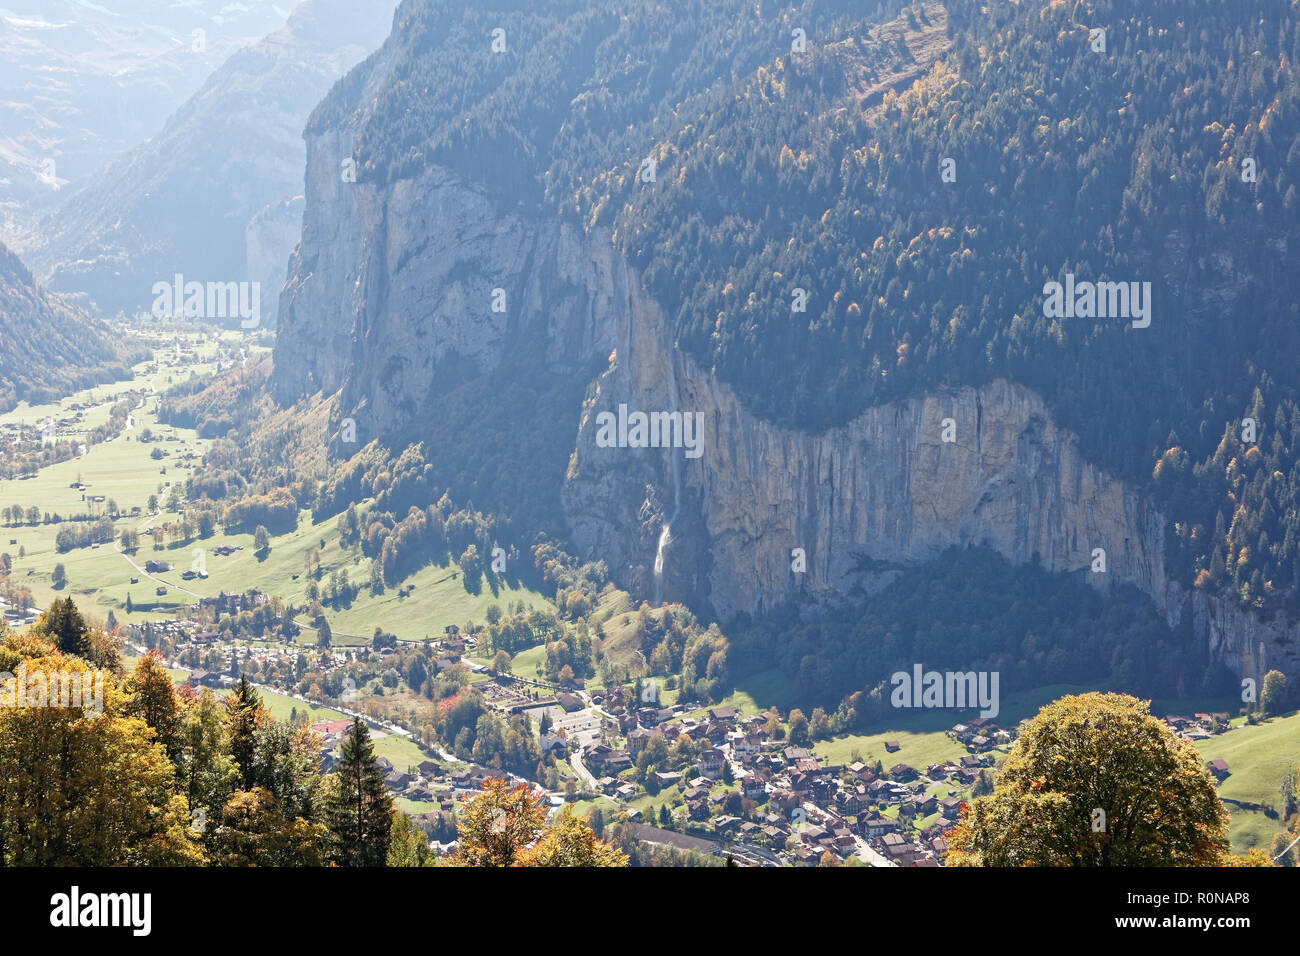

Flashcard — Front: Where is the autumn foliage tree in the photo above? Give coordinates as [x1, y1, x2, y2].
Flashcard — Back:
[945, 693, 1230, 867]
[525, 806, 628, 867]
[450, 778, 625, 867]
[123, 650, 181, 760]
[451, 777, 546, 867]
[210, 787, 327, 867]
[0, 655, 203, 865]
[387, 811, 436, 867]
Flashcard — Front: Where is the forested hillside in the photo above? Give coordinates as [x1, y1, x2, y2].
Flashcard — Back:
[0, 243, 141, 412]
[319, 0, 905, 195]
[732, 546, 1222, 711]
[305, 0, 1300, 613]
[603, 0, 1300, 613]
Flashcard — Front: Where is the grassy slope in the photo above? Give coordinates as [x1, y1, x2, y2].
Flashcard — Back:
[2, 341, 220, 617]
[0, 335, 548, 643]
[1197, 710, 1300, 853]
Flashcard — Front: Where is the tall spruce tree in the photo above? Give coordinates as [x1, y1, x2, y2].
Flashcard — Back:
[326, 718, 394, 866]
[36, 597, 90, 657]
[223, 676, 264, 789]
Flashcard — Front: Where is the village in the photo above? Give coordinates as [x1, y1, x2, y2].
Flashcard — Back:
[129, 606, 1006, 867]
[126, 588, 1248, 867]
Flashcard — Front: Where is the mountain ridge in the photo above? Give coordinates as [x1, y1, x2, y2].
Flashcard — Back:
[25, 0, 399, 322]
[0, 242, 141, 412]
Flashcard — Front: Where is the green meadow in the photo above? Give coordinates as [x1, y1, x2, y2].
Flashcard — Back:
[0, 334, 548, 645]
[1197, 710, 1300, 853]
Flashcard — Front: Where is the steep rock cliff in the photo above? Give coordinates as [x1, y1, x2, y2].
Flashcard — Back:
[562, 269, 1299, 684]
[272, 50, 1297, 689]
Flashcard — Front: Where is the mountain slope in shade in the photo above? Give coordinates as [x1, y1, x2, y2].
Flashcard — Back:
[263, 0, 1300, 689]
[26, 0, 397, 324]
[0, 243, 139, 412]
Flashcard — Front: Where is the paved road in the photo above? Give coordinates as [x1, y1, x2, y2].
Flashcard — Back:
[569, 749, 598, 789]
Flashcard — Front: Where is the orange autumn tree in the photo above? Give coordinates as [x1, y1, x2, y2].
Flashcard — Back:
[0, 654, 203, 866]
[945, 692, 1230, 867]
[451, 778, 626, 867]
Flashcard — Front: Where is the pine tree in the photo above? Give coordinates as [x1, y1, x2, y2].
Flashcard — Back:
[326, 718, 394, 866]
[35, 597, 90, 657]
[223, 676, 265, 789]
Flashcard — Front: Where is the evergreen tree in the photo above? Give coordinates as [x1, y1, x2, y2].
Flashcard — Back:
[326, 718, 395, 866]
[223, 676, 265, 789]
[35, 597, 90, 657]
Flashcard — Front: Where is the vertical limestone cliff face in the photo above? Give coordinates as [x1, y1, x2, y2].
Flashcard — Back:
[245, 195, 304, 327]
[272, 42, 644, 448]
[563, 290, 1169, 617]
[676, 373, 1169, 616]
[562, 267, 1300, 684]
[273, 152, 638, 440]
[273, 52, 1296, 686]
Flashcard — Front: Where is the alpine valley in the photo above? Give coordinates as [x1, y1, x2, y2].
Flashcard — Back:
[2, 0, 1300, 871]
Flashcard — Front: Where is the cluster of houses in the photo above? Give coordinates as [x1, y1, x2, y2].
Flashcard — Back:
[197, 588, 269, 616]
[948, 716, 1016, 752]
[0, 597, 38, 626]
[1159, 713, 1233, 783]
[561, 696, 1012, 866]
[129, 618, 198, 647]
[764, 748, 996, 865]
[184, 668, 232, 690]
[0, 408, 87, 449]
[306, 716, 549, 823]
[1162, 711, 1230, 742]
[381, 762, 545, 812]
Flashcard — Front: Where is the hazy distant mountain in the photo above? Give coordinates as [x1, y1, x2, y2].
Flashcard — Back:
[0, 0, 291, 238]
[23, 0, 397, 325]
[0, 242, 138, 412]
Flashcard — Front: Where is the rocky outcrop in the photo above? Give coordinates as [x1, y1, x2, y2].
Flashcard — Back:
[271, 34, 1297, 691]
[246, 196, 304, 327]
[274, 159, 632, 433]
[560, 278, 1160, 609]
[565, 283, 1300, 683]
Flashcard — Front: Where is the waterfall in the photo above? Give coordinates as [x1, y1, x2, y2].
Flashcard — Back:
[652, 460, 681, 606]
[653, 352, 686, 606]
[652, 522, 672, 605]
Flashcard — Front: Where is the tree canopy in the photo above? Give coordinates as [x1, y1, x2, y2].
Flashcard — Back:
[946, 692, 1230, 866]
